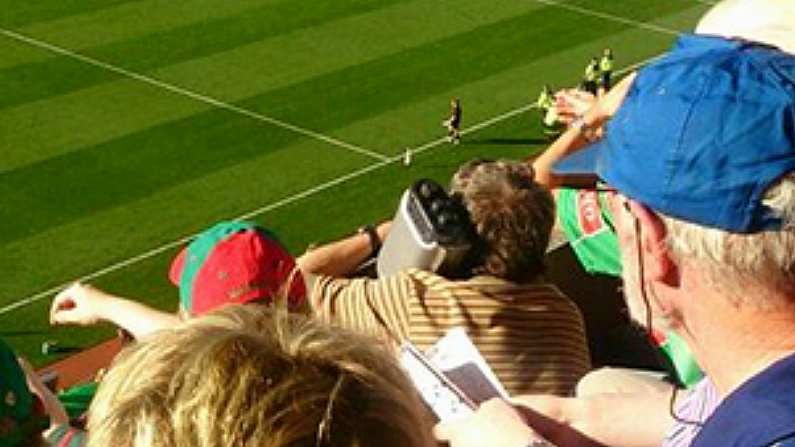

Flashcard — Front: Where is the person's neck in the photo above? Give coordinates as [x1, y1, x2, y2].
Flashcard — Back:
[683, 291, 795, 398]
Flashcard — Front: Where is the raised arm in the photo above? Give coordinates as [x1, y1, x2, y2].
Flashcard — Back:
[50, 282, 180, 340]
[531, 72, 636, 188]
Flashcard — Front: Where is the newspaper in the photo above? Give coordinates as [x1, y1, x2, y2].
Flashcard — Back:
[399, 327, 508, 421]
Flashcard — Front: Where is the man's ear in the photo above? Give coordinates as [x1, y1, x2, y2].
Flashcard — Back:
[628, 200, 679, 286]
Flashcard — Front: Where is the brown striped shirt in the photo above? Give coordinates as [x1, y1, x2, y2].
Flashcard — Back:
[311, 269, 590, 396]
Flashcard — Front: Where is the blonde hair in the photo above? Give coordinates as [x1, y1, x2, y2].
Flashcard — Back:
[87, 305, 433, 447]
[662, 173, 795, 309]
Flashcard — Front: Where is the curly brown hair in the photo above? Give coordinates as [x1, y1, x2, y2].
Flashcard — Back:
[450, 159, 554, 282]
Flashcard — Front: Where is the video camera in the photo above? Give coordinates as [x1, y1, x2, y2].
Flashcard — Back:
[377, 179, 478, 278]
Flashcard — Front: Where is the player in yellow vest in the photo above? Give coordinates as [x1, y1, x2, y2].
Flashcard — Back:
[535, 85, 554, 111]
[581, 57, 599, 94]
[599, 48, 614, 94]
[534, 85, 564, 138]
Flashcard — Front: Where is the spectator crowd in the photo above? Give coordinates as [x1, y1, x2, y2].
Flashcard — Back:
[3, 0, 795, 445]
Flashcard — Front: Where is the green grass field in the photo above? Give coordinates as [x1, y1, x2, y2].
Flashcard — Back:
[0, 0, 712, 365]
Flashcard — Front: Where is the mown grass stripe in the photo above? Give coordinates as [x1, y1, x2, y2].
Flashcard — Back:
[2, 1, 548, 172]
[0, 0, 691, 113]
[0, 0, 291, 71]
[237, 3, 685, 138]
[0, 37, 672, 294]
[0, 2, 694, 246]
[0, 0, 708, 365]
[566, 0, 706, 21]
[17, 0, 285, 51]
[0, 28, 387, 161]
[0, 0, 136, 28]
[533, 0, 678, 36]
[0, 0, 406, 111]
[0, 104, 374, 246]
[0, 52, 657, 317]
[0, 100, 562, 316]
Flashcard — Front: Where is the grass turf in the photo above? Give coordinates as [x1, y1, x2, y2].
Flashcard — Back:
[0, 0, 710, 365]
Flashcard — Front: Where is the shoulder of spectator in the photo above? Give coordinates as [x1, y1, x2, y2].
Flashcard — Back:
[309, 271, 417, 309]
[314, 270, 414, 294]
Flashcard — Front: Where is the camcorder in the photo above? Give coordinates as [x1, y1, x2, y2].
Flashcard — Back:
[377, 179, 478, 278]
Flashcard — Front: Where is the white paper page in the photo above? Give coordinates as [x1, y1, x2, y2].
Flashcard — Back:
[399, 328, 509, 421]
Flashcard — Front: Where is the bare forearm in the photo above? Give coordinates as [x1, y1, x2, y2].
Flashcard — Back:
[514, 390, 675, 447]
[571, 392, 673, 447]
[297, 222, 389, 281]
[297, 233, 373, 278]
[531, 126, 593, 188]
[98, 295, 181, 339]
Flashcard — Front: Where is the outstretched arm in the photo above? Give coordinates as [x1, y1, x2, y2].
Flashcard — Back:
[296, 221, 390, 288]
[50, 283, 180, 339]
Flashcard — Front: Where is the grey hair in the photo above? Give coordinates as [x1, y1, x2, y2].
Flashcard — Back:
[662, 173, 795, 309]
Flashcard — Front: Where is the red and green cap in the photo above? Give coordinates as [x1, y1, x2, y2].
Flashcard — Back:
[169, 221, 306, 315]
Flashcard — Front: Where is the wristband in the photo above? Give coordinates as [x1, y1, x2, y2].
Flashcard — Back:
[572, 115, 598, 142]
[357, 224, 381, 258]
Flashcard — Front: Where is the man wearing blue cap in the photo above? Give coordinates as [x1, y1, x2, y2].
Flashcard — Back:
[435, 32, 795, 447]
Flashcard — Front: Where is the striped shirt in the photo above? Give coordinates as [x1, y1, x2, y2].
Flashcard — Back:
[663, 378, 720, 447]
[311, 269, 591, 396]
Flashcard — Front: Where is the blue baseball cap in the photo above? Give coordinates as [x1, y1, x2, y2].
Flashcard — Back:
[554, 34, 795, 233]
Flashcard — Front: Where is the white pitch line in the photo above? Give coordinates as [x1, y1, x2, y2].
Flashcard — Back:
[0, 1, 696, 315]
[236, 102, 554, 223]
[532, 0, 681, 36]
[0, 0, 692, 315]
[0, 101, 553, 316]
[0, 28, 389, 163]
[0, 39, 673, 316]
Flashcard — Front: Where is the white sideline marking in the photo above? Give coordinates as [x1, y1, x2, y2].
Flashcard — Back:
[0, 28, 390, 163]
[0, 106, 526, 316]
[532, 0, 681, 36]
[0, 47, 664, 316]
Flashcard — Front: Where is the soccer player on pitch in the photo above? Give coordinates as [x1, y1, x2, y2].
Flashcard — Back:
[581, 57, 599, 95]
[599, 48, 614, 95]
[443, 98, 462, 144]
